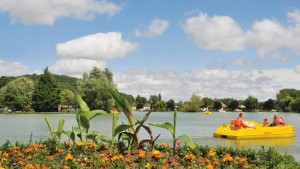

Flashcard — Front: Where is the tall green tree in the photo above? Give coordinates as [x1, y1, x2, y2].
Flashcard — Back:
[80, 67, 115, 111]
[60, 89, 76, 105]
[32, 68, 61, 112]
[154, 100, 166, 111]
[166, 99, 175, 111]
[228, 100, 239, 111]
[263, 99, 275, 110]
[200, 97, 214, 109]
[0, 77, 34, 111]
[244, 96, 259, 111]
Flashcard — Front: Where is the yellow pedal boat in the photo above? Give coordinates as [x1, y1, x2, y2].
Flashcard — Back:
[213, 121, 294, 139]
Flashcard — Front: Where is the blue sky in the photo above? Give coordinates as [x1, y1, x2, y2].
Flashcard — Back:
[0, 0, 300, 102]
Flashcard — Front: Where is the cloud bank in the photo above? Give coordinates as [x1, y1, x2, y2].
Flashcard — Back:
[182, 10, 300, 56]
[0, 0, 122, 25]
[0, 60, 31, 76]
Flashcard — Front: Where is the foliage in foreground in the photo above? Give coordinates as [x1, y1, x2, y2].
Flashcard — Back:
[0, 140, 299, 169]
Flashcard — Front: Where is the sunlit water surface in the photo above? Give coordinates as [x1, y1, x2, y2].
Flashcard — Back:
[0, 112, 299, 161]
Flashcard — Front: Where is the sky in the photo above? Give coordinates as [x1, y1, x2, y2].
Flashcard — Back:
[0, 0, 300, 102]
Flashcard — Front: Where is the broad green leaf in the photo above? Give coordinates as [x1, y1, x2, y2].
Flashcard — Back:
[149, 122, 175, 135]
[57, 117, 65, 133]
[63, 130, 75, 142]
[73, 127, 86, 133]
[76, 95, 90, 117]
[113, 124, 134, 137]
[45, 117, 54, 138]
[177, 135, 194, 148]
[80, 116, 90, 130]
[89, 110, 107, 120]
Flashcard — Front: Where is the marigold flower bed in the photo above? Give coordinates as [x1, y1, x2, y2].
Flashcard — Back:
[0, 140, 299, 169]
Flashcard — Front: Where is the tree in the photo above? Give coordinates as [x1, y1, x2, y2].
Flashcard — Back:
[290, 97, 300, 113]
[60, 89, 76, 105]
[244, 96, 259, 111]
[200, 97, 214, 109]
[154, 101, 166, 111]
[32, 68, 61, 112]
[0, 77, 34, 111]
[228, 100, 239, 111]
[180, 93, 201, 112]
[166, 99, 175, 111]
[213, 100, 222, 110]
[80, 67, 115, 111]
[149, 95, 158, 109]
[158, 93, 162, 101]
[263, 99, 275, 110]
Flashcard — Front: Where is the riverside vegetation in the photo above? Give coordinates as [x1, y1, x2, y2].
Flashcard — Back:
[0, 88, 299, 169]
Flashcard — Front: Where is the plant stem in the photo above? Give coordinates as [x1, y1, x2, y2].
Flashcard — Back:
[173, 110, 177, 155]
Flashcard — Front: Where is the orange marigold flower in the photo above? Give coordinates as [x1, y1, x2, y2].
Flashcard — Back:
[152, 150, 162, 158]
[212, 160, 219, 166]
[223, 153, 233, 162]
[1, 158, 7, 162]
[206, 164, 213, 169]
[46, 155, 55, 160]
[66, 141, 72, 147]
[139, 149, 146, 158]
[0, 151, 2, 155]
[24, 164, 34, 169]
[13, 146, 20, 151]
[185, 154, 196, 160]
[57, 149, 64, 153]
[240, 156, 247, 162]
[18, 161, 24, 165]
[160, 143, 168, 148]
[25, 147, 34, 153]
[176, 141, 182, 146]
[17, 152, 23, 157]
[35, 164, 41, 168]
[65, 153, 74, 161]
[208, 148, 216, 157]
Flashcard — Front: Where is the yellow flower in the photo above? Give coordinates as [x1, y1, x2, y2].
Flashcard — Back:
[27, 155, 32, 160]
[139, 149, 146, 158]
[76, 141, 84, 146]
[145, 162, 150, 169]
[110, 109, 119, 114]
[63, 166, 70, 169]
[152, 150, 162, 158]
[0, 166, 5, 169]
[208, 148, 216, 157]
[65, 153, 74, 161]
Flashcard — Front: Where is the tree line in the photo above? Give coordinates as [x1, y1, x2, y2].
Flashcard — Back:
[0, 67, 300, 113]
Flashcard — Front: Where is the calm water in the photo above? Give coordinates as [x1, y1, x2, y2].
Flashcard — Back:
[0, 112, 299, 161]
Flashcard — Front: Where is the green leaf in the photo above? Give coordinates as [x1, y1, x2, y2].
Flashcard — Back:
[57, 117, 65, 133]
[149, 122, 175, 135]
[177, 135, 194, 148]
[76, 95, 90, 118]
[80, 116, 90, 130]
[63, 130, 75, 142]
[113, 124, 134, 137]
[45, 117, 54, 138]
[73, 127, 86, 133]
[89, 110, 107, 120]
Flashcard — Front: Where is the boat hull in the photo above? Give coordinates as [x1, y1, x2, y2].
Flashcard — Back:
[213, 121, 294, 139]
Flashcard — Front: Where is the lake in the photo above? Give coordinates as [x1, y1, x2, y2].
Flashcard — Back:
[0, 111, 299, 161]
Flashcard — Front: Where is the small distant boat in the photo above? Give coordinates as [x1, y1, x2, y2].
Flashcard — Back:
[203, 111, 212, 115]
[213, 121, 294, 139]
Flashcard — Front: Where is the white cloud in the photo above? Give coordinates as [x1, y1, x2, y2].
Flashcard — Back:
[56, 32, 138, 60]
[135, 19, 169, 38]
[182, 10, 300, 57]
[49, 58, 106, 78]
[0, 0, 122, 25]
[115, 68, 300, 102]
[295, 65, 300, 73]
[0, 59, 31, 76]
[182, 12, 246, 51]
[52, 32, 138, 76]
